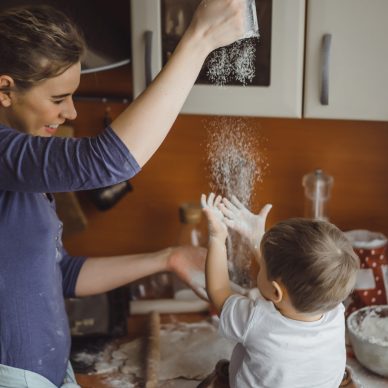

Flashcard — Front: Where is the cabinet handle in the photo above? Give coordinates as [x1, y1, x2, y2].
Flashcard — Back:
[144, 30, 153, 87]
[320, 34, 332, 105]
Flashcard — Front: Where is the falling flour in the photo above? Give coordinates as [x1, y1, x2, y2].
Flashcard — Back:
[206, 0, 259, 86]
[206, 117, 267, 287]
[207, 39, 257, 86]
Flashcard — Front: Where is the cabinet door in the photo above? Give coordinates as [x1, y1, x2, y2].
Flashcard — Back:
[131, 0, 305, 117]
[304, 0, 388, 121]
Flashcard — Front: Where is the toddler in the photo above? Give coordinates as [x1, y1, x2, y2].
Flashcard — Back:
[201, 193, 359, 388]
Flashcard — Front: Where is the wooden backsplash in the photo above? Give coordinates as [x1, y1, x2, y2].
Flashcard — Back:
[63, 67, 388, 257]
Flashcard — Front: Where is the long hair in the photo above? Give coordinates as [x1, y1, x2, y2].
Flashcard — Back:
[0, 5, 85, 91]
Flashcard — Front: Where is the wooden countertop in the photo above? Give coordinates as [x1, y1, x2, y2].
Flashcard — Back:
[75, 312, 208, 388]
[75, 312, 363, 388]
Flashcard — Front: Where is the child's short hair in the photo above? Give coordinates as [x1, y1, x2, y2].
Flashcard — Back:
[261, 218, 360, 314]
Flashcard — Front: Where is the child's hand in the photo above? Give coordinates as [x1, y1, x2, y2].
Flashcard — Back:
[201, 193, 228, 241]
[220, 196, 272, 250]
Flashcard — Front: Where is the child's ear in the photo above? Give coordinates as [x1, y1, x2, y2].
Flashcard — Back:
[271, 280, 284, 304]
[0, 75, 14, 107]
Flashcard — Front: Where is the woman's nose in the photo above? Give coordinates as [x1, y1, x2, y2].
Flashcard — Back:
[61, 98, 77, 121]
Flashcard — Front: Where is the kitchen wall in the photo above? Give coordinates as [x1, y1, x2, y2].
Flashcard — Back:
[64, 65, 388, 257]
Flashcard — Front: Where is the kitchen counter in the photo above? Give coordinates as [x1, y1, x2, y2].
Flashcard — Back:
[75, 312, 209, 387]
[74, 312, 387, 388]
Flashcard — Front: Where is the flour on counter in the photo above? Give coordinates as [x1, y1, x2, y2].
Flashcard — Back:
[77, 320, 234, 387]
[347, 358, 388, 388]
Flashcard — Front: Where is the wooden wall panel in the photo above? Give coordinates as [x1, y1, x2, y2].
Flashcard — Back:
[63, 68, 388, 257]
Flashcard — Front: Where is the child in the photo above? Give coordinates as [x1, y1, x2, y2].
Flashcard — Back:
[201, 193, 359, 388]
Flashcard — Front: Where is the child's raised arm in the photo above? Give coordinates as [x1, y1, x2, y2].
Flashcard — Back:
[220, 196, 272, 252]
[201, 193, 233, 315]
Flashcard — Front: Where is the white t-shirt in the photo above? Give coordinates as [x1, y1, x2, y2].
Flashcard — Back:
[219, 293, 346, 388]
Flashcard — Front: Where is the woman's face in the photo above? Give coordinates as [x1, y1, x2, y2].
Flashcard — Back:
[2, 62, 81, 137]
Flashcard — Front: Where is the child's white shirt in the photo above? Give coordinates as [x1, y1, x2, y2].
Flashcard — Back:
[219, 292, 345, 388]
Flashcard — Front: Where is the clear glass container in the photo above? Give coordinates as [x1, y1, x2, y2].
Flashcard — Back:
[302, 169, 334, 221]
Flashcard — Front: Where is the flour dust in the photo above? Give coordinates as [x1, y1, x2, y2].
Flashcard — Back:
[354, 309, 388, 346]
[207, 39, 257, 86]
[205, 117, 268, 287]
[72, 321, 234, 387]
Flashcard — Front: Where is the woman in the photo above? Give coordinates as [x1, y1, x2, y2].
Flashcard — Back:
[0, 1, 245, 387]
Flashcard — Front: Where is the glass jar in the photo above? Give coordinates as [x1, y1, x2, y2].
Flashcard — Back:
[302, 169, 334, 221]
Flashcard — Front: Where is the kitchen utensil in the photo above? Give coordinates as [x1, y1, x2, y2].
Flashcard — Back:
[145, 311, 160, 388]
[347, 305, 388, 377]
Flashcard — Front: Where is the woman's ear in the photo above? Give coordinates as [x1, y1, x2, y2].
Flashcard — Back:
[0, 75, 14, 107]
[271, 280, 284, 304]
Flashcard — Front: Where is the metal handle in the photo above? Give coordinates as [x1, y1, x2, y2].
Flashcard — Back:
[320, 34, 332, 105]
[144, 30, 153, 87]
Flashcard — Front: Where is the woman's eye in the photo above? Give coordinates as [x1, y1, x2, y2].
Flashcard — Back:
[52, 100, 64, 105]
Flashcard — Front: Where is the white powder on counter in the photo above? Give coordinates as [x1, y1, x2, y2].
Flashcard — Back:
[72, 351, 97, 365]
[102, 376, 136, 388]
[346, 358, 388, 388]
[75, 320, 234, 387]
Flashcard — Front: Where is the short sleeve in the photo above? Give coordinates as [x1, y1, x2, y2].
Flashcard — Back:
[219, 294, 261, 344]
[0, 125, 141, 192]
[59, 247, 87, 298]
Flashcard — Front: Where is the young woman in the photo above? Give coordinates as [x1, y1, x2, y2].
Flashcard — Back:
[0, 1, 246, 386]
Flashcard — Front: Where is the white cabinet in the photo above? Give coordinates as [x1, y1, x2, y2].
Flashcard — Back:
[131, 0, 388, 121]
[130, 0, 306, 118]
[304, 0, 388, 121]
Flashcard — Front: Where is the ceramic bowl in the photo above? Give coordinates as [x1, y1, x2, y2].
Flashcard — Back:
[347, 305, 388, 377]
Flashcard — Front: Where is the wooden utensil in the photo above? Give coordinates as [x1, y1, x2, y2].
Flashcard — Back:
[145, 311, 160, 388]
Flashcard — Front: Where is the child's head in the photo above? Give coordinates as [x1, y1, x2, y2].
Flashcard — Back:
[260, 218, 359, 314]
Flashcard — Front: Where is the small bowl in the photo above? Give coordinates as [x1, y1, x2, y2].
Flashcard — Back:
[347, 305, 388, 377]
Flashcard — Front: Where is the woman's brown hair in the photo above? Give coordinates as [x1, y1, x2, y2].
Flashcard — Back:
[261, 218, 360, 314]
[0, 5, 85, 91]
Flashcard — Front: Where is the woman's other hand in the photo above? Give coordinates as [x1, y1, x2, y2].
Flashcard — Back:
[167, 245, 208, 300]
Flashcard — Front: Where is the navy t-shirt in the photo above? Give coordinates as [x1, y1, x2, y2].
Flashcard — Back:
[0, 125, 140, 385]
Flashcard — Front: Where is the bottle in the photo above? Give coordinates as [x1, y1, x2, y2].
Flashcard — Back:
[173, 203, 205, 299]
[302, 169, 334, 221]
[178, 203, 204, 247]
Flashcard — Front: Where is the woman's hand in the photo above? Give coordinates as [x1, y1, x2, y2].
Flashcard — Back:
[166, 245, 208, 300]
[187, 0, 246, 54]
[220, 195, 272, 250]
[201, 193, 228, 241]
